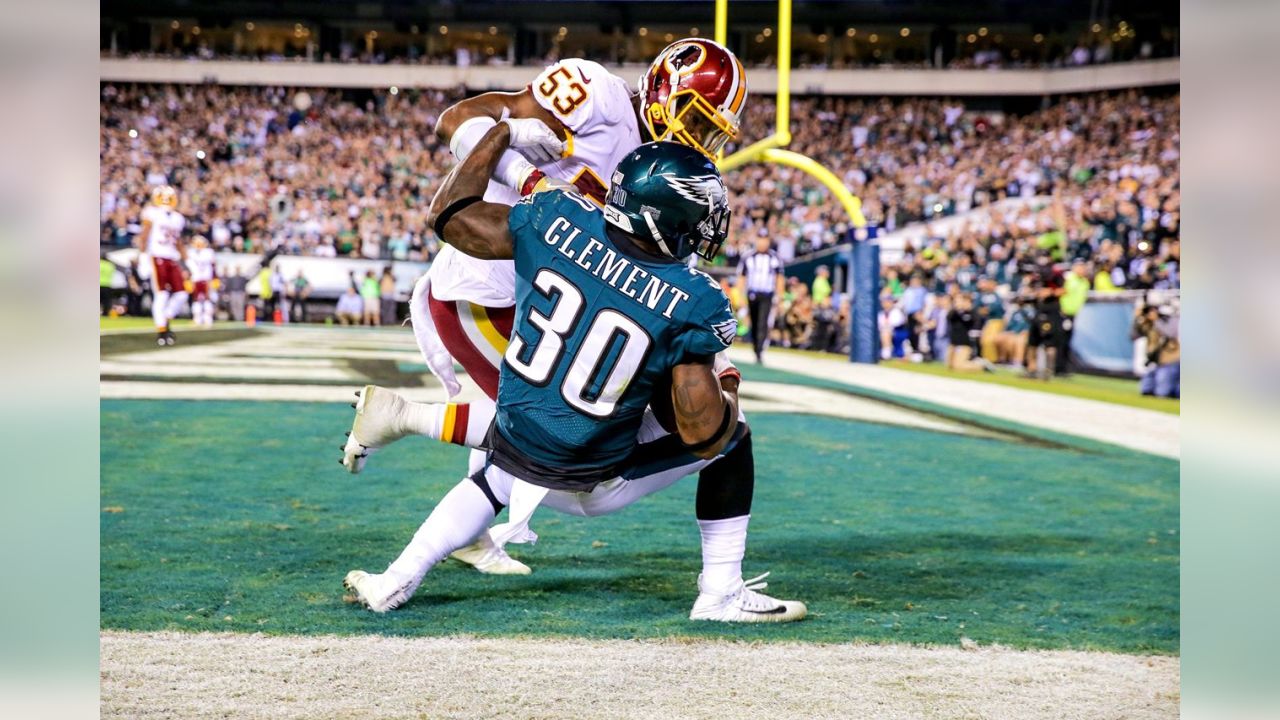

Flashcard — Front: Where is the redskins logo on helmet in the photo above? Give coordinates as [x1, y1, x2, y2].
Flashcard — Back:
[639, 38, 747, 158]
[151, 185, 178, 209]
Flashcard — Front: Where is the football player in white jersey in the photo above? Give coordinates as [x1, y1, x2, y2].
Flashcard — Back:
[137, 185, 188, 345]
[343, 41, 802, 622]
[186, 236, 218, 327]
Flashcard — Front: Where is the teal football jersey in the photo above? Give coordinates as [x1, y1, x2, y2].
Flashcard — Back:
[489, 190, 736, 491]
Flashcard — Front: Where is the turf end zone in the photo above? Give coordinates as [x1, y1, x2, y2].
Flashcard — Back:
[101, 631, 1179, 719]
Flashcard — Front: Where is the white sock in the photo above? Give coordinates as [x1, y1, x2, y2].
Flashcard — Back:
[697, 515, 750, 595]
[399, 399, 495, 447]
[167, 291, 189, 322]
[152, 290, 170, 330]
[385, 477, 498, 590]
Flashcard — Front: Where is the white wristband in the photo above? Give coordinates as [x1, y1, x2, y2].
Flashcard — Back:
[495, 151, 537, 191]
[448, 116, 497, 162]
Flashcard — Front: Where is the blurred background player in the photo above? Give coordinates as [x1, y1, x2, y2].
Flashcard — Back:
[186, 236, 217, 328]
[136, 185, 187, 345]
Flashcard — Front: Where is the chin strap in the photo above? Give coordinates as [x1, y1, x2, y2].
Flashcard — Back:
[641, 209, 675, 257]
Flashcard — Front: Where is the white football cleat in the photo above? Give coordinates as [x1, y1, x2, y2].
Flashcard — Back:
[343, 569, 416, 613]
[689, 572, 807, 623]
[342, 385, 412, 474]
[450, 531, 532, 575]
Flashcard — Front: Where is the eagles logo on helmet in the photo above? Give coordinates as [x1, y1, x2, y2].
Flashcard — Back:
[639, 38, 748, 158]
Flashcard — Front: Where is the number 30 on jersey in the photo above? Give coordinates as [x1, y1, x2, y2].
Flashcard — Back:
[505, 269, 651, 418]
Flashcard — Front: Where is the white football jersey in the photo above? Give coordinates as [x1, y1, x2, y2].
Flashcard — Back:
[428, 58, 643, 307]
[188, 247, 216, 282]
[142, 205, 185, 261]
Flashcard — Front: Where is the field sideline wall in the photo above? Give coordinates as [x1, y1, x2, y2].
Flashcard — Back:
[99, 57, 1179, 95]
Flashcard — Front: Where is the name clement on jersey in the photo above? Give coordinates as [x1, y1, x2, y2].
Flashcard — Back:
[541, 214, 693, 319]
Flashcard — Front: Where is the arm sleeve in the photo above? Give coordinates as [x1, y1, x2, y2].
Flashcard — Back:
[675, 287, 737, 362]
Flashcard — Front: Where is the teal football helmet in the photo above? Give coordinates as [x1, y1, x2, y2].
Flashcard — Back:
[603, 141, 731, 261]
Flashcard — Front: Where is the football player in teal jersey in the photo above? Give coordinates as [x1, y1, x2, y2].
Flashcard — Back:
[344, 121, 805, 622]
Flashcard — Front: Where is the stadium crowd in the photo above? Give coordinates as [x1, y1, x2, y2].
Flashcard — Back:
[101, 83, 460, 262]
[100, 84, 1178, 267]
[99, 82, 1178, 388]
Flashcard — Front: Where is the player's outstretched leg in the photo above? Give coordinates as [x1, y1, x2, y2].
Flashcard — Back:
[344, 471, 507, 612]
[687, 434, 807, 622]
[341, 386, 493, 473]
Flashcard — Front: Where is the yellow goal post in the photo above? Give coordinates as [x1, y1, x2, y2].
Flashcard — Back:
[714, 0, 867, 228]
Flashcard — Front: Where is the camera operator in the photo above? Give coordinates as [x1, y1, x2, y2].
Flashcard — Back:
[1133, 300, 1180, 398]
[1021, 252, 1066, 380]
[945, 293, 988, 373]
[807, 295, 840, 352]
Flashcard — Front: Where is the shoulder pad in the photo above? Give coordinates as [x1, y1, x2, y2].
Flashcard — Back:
[531, 59, 630, 131]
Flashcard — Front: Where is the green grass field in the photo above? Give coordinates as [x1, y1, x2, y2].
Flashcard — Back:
[101, 386, 1178, 653]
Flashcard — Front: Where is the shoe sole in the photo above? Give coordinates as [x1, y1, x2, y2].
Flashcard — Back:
[342, 571, 373, 610]
[341, 386, 377, 474]
[689, 602, 808, 623]
[343, 570, 391, 613]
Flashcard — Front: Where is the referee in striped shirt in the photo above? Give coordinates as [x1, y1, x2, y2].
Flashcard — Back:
[736, 232, 785, 364]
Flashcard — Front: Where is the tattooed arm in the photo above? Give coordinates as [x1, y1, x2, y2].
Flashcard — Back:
[670, 358, 740, 459]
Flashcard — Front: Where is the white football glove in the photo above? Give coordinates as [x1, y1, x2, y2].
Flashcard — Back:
[501, 117, 567, 165]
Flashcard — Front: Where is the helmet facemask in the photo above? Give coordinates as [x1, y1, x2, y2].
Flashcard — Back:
[644, 90, 739, 159]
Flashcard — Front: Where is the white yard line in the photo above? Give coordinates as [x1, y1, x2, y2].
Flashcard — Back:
[100, 630, 1179, 720]
[733, 348, 1180, 458]
[99, 361, 357, 381]
[99, 381, 450, 403]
